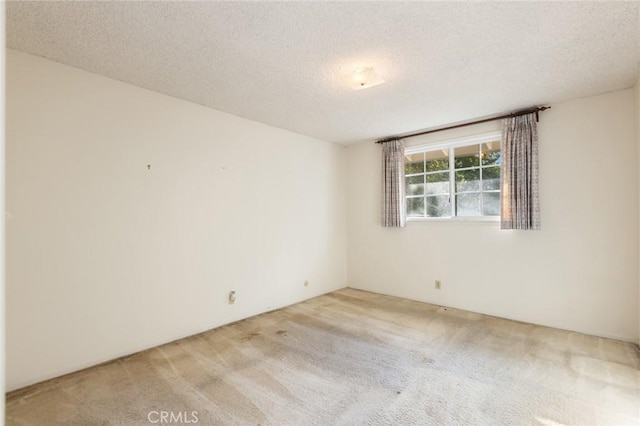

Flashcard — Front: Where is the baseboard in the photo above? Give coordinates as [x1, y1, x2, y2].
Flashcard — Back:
[345, 286, 639, 345]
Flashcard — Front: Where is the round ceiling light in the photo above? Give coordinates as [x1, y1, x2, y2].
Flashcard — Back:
[341, 67, 385, 91]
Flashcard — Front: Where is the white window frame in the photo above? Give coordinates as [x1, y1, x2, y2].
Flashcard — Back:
[405, 131, 502, 222]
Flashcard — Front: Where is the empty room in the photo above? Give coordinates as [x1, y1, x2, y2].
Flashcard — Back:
[5, 1, 640, 425]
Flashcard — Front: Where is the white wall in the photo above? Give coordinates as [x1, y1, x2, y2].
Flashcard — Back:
[637, 75, 640, 343]
[347, 88, 639, 343]
[6, 49, 347, 391]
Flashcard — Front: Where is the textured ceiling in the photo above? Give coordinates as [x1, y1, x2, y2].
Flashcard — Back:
[7, 1, 640, 145]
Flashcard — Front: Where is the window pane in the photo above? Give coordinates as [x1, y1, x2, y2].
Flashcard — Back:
[456, 193, 481, 216]
[482, 192, 500, 216]
[405, 153, 424, 174]
[406, 175, 424, 195]
[407, 197, 425, 217]
[426, 150, 449, 172]
[482, 142, 502, 166]
[426, 195, 451, 217]
[455, 169, 480, 192]
[425, 172, 450, 194]
[455, 145, 480, 168]
[482, 166, 500, 190]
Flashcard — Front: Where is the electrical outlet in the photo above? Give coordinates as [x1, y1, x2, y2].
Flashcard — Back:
[304, 280, 309, 287]
[435, 280, 441, 290]
[228, 291, 236, 304]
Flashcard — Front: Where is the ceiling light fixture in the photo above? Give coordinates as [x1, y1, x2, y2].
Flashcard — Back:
[341, 67, 385, 91]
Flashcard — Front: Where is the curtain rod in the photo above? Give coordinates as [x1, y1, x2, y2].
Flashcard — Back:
[376, 105, 550, 144]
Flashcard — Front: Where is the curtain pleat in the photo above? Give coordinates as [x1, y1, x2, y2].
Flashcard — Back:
[381, 140, 406, 227]
[500, 113, 540, 230]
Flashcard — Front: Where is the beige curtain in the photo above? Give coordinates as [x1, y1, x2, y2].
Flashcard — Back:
[381, 139, 406, 227]
[500, 113, 540, 230]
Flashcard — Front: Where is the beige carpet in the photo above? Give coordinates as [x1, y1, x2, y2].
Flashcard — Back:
[6, 288, 640, 425]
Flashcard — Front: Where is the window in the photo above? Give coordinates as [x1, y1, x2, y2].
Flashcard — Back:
[405, 132, 502, 219]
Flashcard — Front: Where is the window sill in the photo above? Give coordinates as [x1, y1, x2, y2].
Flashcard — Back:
[407, 216, 500, 224]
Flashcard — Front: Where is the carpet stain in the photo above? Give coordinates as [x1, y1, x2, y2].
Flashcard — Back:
[241, 332, 261, 341]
